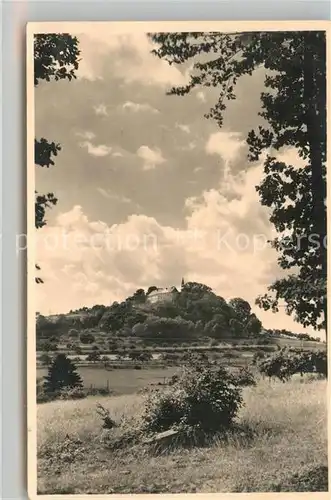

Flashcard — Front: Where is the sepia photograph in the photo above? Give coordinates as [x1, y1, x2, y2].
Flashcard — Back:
[27, 21, 328, 495]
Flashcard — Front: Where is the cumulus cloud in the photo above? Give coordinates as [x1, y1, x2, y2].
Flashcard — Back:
[137, 145, 166, 170]
[79, 141, 112, 157]
[71, 28, 189, 87]
[94, 104, 108, 116]
[206, 131, 246, 163]
[76, 131, 96, 141]
[36, 200, 308, 334]
[122, 101, 159, 113]
[34, 27, 318, 336]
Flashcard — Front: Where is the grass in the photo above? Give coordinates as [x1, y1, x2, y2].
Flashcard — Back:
[37, 376, 328, 494]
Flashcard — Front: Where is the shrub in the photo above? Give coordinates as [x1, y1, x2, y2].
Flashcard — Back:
[257, 348, 327, 381]
[86, 351, 101, 362]
[251, 350, 265, 365]
[96, 403, 117, 429]
[38, 353, 52, 366]
[80, 332, 95, 344]
[142, 361, 243, 435]
[58, 387, 86, 400]
[38, 340, 58, 352]
[235, 367, 256, 387]
[68, 328, 79, 338]
[268, 465, 328, 492]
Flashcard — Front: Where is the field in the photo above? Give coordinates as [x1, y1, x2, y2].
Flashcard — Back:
[37, 376, 328, 494]
[37, 366, 178, 395]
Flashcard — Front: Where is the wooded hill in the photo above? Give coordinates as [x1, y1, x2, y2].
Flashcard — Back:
[36, 281, 320, 345]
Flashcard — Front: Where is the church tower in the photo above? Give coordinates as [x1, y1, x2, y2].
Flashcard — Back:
[181, 277, 185, 289]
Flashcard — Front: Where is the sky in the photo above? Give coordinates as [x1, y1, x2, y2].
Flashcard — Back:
[34, 26, 319, 337]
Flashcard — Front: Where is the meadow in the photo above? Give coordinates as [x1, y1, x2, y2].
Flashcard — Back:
[37, 376, 328, 494]
[37, 365, 178, 395]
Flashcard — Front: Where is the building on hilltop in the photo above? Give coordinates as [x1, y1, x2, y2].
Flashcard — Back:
[146, 278, 185, 305]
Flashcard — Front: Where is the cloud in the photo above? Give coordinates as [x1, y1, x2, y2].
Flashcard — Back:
[79, 141, 112, 157]
[181, 141, 196, 152]
[97, 188, 133, 204]
[76, 131, 96, 140]
[94, 104, 108, 116]
[206, 131, 246, 163]
[122, 101, 159, 114]
[276, 147, 307, 168]
[36, 201, 314, 336]
[196, 91, 206, 102]
[73, 30, 189, 87]
[176, 123, 191, 134]
[137, 145, 166, 170]
[34, 30, 319, 336]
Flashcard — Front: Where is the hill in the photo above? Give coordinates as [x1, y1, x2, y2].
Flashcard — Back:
[36, 281, 321, 348]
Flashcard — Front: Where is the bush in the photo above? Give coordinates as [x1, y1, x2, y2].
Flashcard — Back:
[142, 361, 243, 435]
[251, 350, 265, 365]
[86, 351, 101, 362]
[80, 332, 95, 344]
[68, 329, 79, 338]
[37, 386, 86, 403]
[38, 353, 52, 366]
[268, 465, 328, 492]
[257, 348, 327, 382]
[58, 387, 86, 400]
[235, 367, 256, 387]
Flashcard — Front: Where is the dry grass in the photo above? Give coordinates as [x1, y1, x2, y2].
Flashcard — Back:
[37, 377, 328, 494]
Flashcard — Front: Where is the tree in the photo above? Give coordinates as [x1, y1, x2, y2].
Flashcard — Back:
[34, 34, 80, 282]
[132, 288, 146, 304]
[86, 351, 101, 363]
[129, 350, 153, 362]
[229, 298, 252, 325]
[68, 328, 79, 338]
[150, 32, 326, 337]
[43, 353, 83, 393]
[229, 318, 244, 337]
[38, 340, 57, 353]
[80, 332, 95, 344]
[181, 281, 213, 299]
[246, 313, 262, 335]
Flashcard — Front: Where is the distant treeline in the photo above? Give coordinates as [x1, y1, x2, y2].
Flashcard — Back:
[264, 328, 321, 343]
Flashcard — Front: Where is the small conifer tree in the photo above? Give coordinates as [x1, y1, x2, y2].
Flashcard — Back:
[43, 353, 83, 393]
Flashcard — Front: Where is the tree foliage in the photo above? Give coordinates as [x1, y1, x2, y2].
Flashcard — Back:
[150, 31, 326, 334]
[80, 332, 95, 345]
[36, 281, 265, 341]
[43, 353, 83, 393]
[256, 347, 327, 381]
